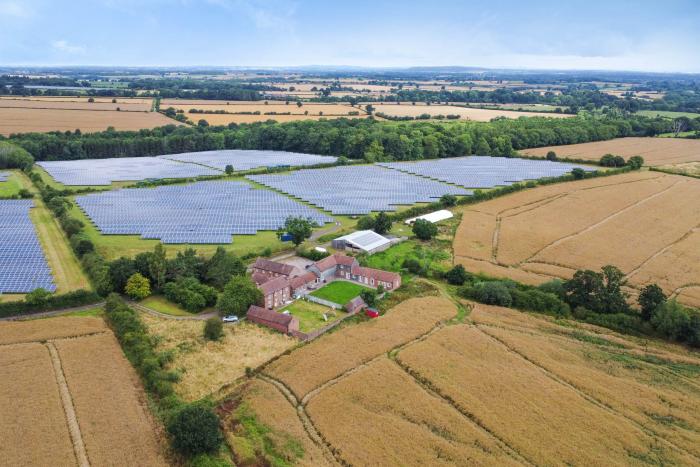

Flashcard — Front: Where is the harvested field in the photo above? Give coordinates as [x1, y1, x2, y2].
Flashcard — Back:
[0, 97, 150, 111]
[0, 316, 106, 345]
[165, 101, 361, 115]
[0, 107, 176, 135]
[522, 137, 700, 166]
[453, 171, 700, 305]
[658, 161, 700, 177]
[0, 96, 152, 104]
[184, 112, 366, 125]
[142, 314, 295, 401]
[266, 296, 456, 399]
[0, 316, 168, 465]
[307, 358, 520, 466]
[397, 324, 697, 465]
[55, 333, 168, 466]
[370, 103, 572, 121]
[225, 379, 333, 467]
[0, 343, 77, 467]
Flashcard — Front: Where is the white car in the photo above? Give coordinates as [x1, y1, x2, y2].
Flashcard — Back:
[222, 315, 239, 323]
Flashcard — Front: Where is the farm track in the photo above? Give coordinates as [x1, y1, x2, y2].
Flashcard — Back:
[0, 302, 105, 322]
[625, 225, 700, 280]
[128, 300, 218, 321]
[522, 179, 684, 265]
[46, 342, 90, 467]
[476, 325, 700, 463]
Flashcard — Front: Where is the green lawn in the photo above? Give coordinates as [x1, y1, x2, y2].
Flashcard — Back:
[140, 295, 196, 316]
[637, 110, 700, 119]
[0, 171, 23, 198]
[310, 281, 371, 305]
[59, 307, 104, 318]
[280, 299, 346, 332]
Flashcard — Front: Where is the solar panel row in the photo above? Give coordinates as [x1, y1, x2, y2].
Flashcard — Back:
[249, 165, 471, 215]
[378, 156, 596, 188]
[75, 181, 334, 244]
[0, 171, 9, 182]
[0, 200, 56, 293]
[38, 150, 338, 186]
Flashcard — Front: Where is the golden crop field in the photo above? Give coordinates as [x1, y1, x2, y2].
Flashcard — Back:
[307, 358, 521, 466]
[522, 137, 700, 166]
[453, 171, 700, 306]
[266, 296, 454, 399]
[0, 316, 168, 465]
[0, 107, 176, 135]
[143, 314, 295, 401]
[188, 113, 368, 125]
[0, 97, 150, 111]
[0, 96, 152, 104]
[370, 103, 572, 121]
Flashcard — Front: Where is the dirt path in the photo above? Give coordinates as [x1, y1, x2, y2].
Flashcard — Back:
[127, 300, 218, 321]
[0, 302, 105, 322]
[46, 342, 90, 467]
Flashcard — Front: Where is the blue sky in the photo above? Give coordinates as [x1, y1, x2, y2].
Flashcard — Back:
[1, 0, 699, 72]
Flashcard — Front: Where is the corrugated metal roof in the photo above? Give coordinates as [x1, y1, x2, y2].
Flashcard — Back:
[405, 209, 454, 225]
[335, 230, 391, 251]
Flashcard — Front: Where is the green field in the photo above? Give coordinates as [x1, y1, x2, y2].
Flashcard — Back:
[637, 110, 700, 119]
[139, 295, 197, 316]
[310, 280, 371, 305]
[279, 299, 346, 332]
[658, 131, 698, 138]
[0, 171, 23, 198]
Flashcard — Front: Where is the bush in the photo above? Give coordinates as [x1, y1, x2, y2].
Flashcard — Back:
[440, 194, 457, 207]
[546, 150, 557, 161]
[651, 300, 693, 342]
[412, 219, 438, 241]
[445, 264, 469, 285]
[0, 289, 101, 318]
[25, 288, 52, 306]
[465, 281, 513, 307]
[360, 289, 377, 307]
[627, 155, 644, 169]
[217, 276, 262, 317]
[600, 153, 626, 167]
[638, 284, 666, 321]
[511, 288, 570, 317]
[402, 258, 422, 275]
[167, 403, 222, 456]
[125, 273, 151, 300]
[203, 317, 224, 341]
[356, 215, 375, 231]
[164, 277, 217, 313]
[571, 168, 586, 179]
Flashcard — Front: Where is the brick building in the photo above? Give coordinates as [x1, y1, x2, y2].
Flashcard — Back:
[246, 305, 299, 334]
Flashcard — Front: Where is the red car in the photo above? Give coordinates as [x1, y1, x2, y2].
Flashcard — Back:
[365, 308, 380, 318]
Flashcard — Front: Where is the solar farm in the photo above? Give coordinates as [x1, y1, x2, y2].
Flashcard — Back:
[0, 200, 55, 293]
[0, 171, 8, 182]
[378, 156, 596, 188]
[75, 181, 333, 244]
[249, 165, 471, 215]
[160, 149, 337, 171]
[37, 157, 220, 186]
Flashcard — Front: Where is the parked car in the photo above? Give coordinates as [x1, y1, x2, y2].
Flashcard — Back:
[222, 315, 239, 323]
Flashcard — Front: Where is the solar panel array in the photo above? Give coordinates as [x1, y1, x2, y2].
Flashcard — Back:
[378, 156, 596, 188]
[249, 165, 471, 215]
[75, 181, 334, 244]
[37, 157, 221, 186]
[160, 149, 337, 171]
[0, 171, 8, 182]
[0, 200, 56, 293]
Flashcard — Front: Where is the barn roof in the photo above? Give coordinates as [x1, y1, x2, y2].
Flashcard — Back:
[335, 230, 391, 252]
[252, 258, 296, 276]
[259, 276, 290, 295]
[247, 305, 294, 326]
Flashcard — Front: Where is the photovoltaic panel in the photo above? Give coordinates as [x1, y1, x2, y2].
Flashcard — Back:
[248, 165, 471, 215]
[0, 171, 9, 182]
[0, 200, 56, 293]
[378, 156, 597, 188]
[37, 157, 220, 186]
[75, 181, 334, 244]
[160, 149, 337, 171]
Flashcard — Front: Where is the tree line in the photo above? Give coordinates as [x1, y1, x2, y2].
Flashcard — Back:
[4, 114, 672, 163]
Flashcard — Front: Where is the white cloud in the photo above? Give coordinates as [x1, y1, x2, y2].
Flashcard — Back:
[51, 40, 86, 54]
[207, 0, 296, 32]
[0, 1, 31, 18]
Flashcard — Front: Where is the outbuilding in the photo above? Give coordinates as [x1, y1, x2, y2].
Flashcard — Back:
[246, 305, 299, 334]
[405, 209, 454, 225]
[331, 230, 392, 255]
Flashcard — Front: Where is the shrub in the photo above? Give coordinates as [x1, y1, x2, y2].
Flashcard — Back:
[546, 150, 557, 161]
[217, 276, 262, 317]
[356, 215, 375, 230]
[510, 288, 570, 317]
[25, 288, 52, 306]
[203, 317, 224, 341]
[412, 219, 438, 241]
[440, 194, 457, 207]
[465, 281, 513, 307]
[445, 264, 469, 285]
[571, 168, 586, 179]
[360, 289, 377, 307]
[627, 155, 644, 169]
[125, 273, 151, 300]
[402, 258, 422, 274]
[651, 300, 693, 341]
[164, 277, 217, 313]
[167, 403, 222, 456]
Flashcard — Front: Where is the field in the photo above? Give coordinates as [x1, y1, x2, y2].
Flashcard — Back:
[369, 102, 572, 121]
[0, 315, 167, 466]
[0, 170, 22, 197]
[222, 290, 700, 465]
[658, 161, 700, 177]
[522, 136, 700, 166]
[139, 295, 199, 316]
[0, 107, 176, 135]
[637, 110, 700, 119]
[0, 96, 151, 111]
[309, 280, 371, 305]
[453, 171, 700, 306]
[279, 299, 347, 333]
[142, 313, 295, 401]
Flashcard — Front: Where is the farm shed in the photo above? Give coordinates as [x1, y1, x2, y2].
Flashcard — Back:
[332, 230, 393, 254]
[405, 209, 453, 225]
[345, 296, 366, 314]
[246, 305, 299, 334]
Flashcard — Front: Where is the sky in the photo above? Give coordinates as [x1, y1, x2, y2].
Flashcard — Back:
[1, 0, 699, 73]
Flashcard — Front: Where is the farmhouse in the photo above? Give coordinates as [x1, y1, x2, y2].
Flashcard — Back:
[246, 305, 299, 334]
[405, 209, 454, 225]
[251, 258, 301, 280]
[260, 276, 293, 309]
[332, 230, 393, 254]
[310, 253, 402, 290]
